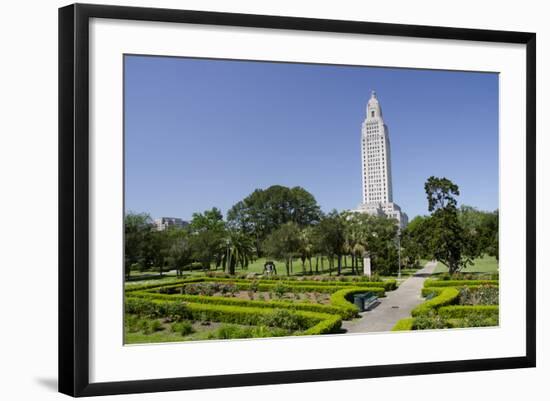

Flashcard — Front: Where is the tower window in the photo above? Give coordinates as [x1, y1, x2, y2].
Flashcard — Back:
[371, 110, 375, 117]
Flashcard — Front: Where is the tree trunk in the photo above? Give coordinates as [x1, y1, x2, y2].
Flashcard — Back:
[337, 255, 342, 275]
[286, 259, 290, 276]
[315, 256, 319, 273]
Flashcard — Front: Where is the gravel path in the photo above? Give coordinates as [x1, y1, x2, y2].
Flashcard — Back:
[342, 261, 437, 333]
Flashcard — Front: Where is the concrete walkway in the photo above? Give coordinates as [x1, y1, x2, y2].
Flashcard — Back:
[342, 261, 437, 333]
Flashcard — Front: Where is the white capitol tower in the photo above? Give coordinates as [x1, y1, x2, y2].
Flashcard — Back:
[356, 90, 408, 228]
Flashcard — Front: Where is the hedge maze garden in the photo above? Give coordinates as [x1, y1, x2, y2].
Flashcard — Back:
[392, 277, 499, 331]
[124, 275, 396, 343]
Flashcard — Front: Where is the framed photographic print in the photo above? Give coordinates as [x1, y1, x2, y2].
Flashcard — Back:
[58, 3, 536, 397]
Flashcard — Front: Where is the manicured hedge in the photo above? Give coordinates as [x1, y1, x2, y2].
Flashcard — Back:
[202, 277, 397, 291]
[329, 288, 384, 318]
[423, 279, 498, 288]
[303, 314, 342, 335]
[421, 287, 444, 298]
[129, 290, 355, 318]
[154, 281, 387, 296]
[411, 287, 460, 317]
[125, 277, 204, 293]
[125, 297, 341, 334]
[438, 305, 499, 320]
[392, 318, 414, 331]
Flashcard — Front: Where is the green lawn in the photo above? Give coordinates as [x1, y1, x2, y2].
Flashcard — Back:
[432, 255, 499, 274]
[128, 256, 368, 281]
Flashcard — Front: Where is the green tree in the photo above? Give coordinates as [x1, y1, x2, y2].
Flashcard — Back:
[298, 226, 315, 274]
[400, 215, 431, 268]
[364, 215, 399, 275]
[164, 228, 193, 277]
[342, 211, 371, 275]
[124, 212, 153, 280]
[423, 176, 478, 274]
[227, 185, 321, 256]
[263, 222, 301, 276]
[481, 210, 499, 260]
[189, 207, 225, 232]
[189, 208, 226, 270]
[458, 205, 499, 259]
[314, 211, 346, 275]
[221, 230, 255, 275]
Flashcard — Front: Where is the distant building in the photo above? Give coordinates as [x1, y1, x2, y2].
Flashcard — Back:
[356, 91, 408, 228]
[154, 217, 188, 231]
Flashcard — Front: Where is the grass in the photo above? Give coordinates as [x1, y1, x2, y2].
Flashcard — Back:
[124, 317, 294, 344]
[128, 256, 373, 281]
[432, 255, 499, 274]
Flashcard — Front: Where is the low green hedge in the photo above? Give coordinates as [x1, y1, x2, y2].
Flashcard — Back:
[438, 305, 499, 320]
[421, 287, 444, 298]
[329, 288, 384, 318]
[125, 277, 204, 293]
[202, 277, 397, 291]
[423, 279, 498, 288]
[125, 297, 341, 335]
[392, 318, 414, 331]
[154, 281, 387, 296]
[303, 314, 342, 335]
[411, 287, 460, 317]
[129, 290, 355, 318]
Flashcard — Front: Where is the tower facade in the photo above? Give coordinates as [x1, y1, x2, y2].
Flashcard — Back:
[357, 91, 408, 228]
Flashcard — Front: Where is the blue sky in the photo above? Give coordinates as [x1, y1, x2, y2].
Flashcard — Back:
[124, 55, 498, 221]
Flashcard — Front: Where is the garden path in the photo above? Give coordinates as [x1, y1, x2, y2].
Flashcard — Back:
[342, 261, 437, 333]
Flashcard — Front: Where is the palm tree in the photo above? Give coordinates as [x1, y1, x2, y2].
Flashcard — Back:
[298, 227, 314, 275]
[343, 211, 372, 275]
[222, 230, 255, 275]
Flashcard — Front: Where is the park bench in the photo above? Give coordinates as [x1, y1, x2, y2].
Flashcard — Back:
[353, 291, 379, 312]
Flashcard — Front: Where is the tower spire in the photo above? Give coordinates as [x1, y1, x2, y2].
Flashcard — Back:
[367, 89, 382, 119]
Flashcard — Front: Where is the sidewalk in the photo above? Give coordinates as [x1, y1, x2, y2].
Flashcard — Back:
[342, 261, 437, 333]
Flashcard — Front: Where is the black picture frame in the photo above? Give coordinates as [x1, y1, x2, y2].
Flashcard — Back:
[59, 3, 536, 397]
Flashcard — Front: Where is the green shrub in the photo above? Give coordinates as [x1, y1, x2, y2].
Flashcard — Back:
[438, 305, 499, 320]
[447, 315, 498, 328]
[273, 282, 290, 299]
[412, 314, 452, 330]
[125, 277, 204, 293]
[421, 287, 444, 298]
[423, 279, 498, 288]
[411, 288, 460, 317]
[302, 315, 342, 335]
[392, 318, 414, 331]
[208, 324, 290, 340]
[125, 298, 191, 321]
[260, 309, 308, 331]
[171, 321, 194, 336]
[126, 297, 340, 335]
[130, 290, 352, 318]
[139, 319, 151, 334]
[125, 315, 140, 333]
[213, 324, 252, 339]
[149, 319, 162, 332]
[458, 285, 499, 305]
